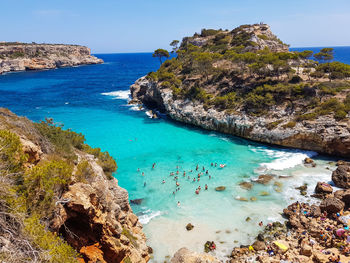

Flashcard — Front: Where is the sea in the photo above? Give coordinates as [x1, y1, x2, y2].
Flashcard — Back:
[0, 47, 349, 262]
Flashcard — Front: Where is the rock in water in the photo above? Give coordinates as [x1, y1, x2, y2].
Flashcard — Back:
[320, 197, 345, 214]
[255, 174, 274, 184]
[186, 223, 194, 231]
[215, 186, 226, 191]
[239, 181, 253, 190]
[332, 165, 350, 188]
[130, 198, 143, 205]
[315, 182, 333, 194]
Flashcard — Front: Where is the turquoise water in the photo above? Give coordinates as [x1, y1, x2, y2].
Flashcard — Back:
[0, 49, 347, 261]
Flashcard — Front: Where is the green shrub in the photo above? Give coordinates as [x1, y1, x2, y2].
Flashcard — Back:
[83, 145, 117, 179]
[0, 129, 26, 173]
[200, 29, 219, 37]
[75, 160, 95, 183]
[24, 215, 78, 262]
[266, 120, 283, 130]
[282, 121, 296, 128]
[22, 160, 73, 216]
[258, 34, 269, 40]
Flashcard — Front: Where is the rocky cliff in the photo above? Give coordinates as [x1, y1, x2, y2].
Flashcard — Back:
[0, 43, 103, 74]
[130, 24, 350, 157]
[0, 108, 149, 263]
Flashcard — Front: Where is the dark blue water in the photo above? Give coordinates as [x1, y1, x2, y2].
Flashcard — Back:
[291, 46, 350, 64]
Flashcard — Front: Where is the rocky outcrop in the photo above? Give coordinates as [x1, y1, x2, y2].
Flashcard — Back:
[315, 182, 333, 195]
[130, 77, 350, 157]
[332, 164, 350, 188]
[170, 247, 220, 263]
[319, 197, 345, 214]
[0, 43, 103, 74]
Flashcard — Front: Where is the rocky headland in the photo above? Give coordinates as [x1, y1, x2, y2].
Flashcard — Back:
[130, 24, 350, 157]
[0, 42, 103, 74]
[0, 108, 149, 263]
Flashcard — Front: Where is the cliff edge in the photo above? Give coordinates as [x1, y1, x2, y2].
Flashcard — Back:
[0, 108, 149, 263]
[130, 24, 350, 157]
[0, 43, 103, 74]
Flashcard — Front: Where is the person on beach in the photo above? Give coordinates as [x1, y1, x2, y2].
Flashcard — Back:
[259, 221, 263, 227]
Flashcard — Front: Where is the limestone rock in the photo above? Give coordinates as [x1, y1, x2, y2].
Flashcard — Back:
[170, 247, 220, 263]
[332, 165, 350, 188]
[0, 43, 103, 74]
[255, 174, 274, 184]
[300, 243, 312, 256]
[239, 181, 253, 190]
[215, 186, 226, 191]
[252, 240, 265, 251]
[319, 197, 345, 214]
[315, 182, 333, 194]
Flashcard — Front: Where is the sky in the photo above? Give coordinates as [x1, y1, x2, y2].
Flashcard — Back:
[1, 0, 349, 53]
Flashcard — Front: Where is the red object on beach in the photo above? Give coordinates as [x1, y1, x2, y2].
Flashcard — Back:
[336, 228, 345, 237]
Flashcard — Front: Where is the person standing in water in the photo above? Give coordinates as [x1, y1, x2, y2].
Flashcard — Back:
[177, 201, 180, 207]
[142, 172, 145, 176]
[205, 184, 208, 190]
[152, 163, 156, 169]
[144, 182, 146, 187]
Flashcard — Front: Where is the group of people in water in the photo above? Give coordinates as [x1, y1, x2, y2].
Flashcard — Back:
[137, 161, 226, 206]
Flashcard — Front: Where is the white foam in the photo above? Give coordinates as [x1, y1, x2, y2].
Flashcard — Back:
[101, 90, 131, 101]
[259, 148, 317, 171]
[138, 210, 161, 225]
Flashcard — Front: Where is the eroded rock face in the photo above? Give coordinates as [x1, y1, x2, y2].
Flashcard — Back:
[319, 197, 345, 214]
[332, 165, 350, 188]
[170, 247, 220, 263]
[315, 182, 333, 195]
[51, 156, 149, 263]
[130, 77, 350, 157]
[0, 43, 103, 74]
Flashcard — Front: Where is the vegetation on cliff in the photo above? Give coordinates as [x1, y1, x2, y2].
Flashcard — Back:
[149, 24, 350, 121]
[0, 111, 117, 262]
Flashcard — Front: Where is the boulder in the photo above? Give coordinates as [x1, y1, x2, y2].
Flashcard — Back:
[252, 240, 265, 251]
[334, 189, 350, 206]
[332, 165, 350, 188]
[186, 223, 194, 231]
[304, 157, 314, 164]
[319, 197, 345, 214]
[315, 182, 333, 194]
[255, 174, 274, 184]
[171, 247, 220, 263]
[239, 182, 253, 190]
[250, 197, 257, 201]
[215, 186, 226, 191]
[310, 204, 321, 218]
[259, 191, 270, 196]
[300, 243, 312, 257]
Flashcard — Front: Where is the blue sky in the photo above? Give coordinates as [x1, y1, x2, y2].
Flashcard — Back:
[1, 0, 349, 53]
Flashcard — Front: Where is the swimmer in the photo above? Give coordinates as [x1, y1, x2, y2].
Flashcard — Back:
[211, 162, 213, 166]
[177, 201, 180, 207]
[176, 170, 179, 175]
[215, 163, 217, 167]
[142, 172, 145, 176]
[195, 189, 199, 195]
[152, 163, 156, 169]
[202, 166, 205, 171]
[193, 178, 196, 182]
[198, 174, 200, 178]
[173, 191, 175, 195]
[206, 170, 209, 174]
[198, 186, 201, 191]
[219, 164, 226, 168]
[170, 172, 174, 176]
[259, 221, 263, 227]
[144, 182, 146, 187]
[183, 171, 186, 177]
[162, 180, 165, 184]
[176, 165, 179, 169]
[176, 182, 180, 187]
[137, 168, 140, 172]
[196, 164, 199, 171]
[189, 170, 193, 173]
[205, 184, 208, 190]
[197, 178, 200, 182]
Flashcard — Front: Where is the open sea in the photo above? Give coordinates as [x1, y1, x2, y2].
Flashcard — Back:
[0, 47, 349, 262]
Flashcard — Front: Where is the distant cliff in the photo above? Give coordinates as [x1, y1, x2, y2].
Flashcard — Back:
[0, 43, 103, 74]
